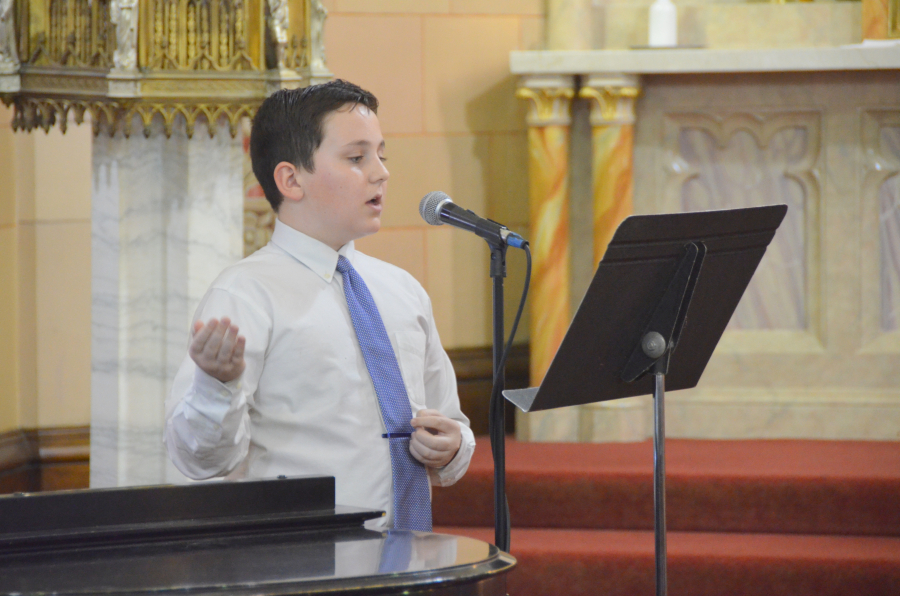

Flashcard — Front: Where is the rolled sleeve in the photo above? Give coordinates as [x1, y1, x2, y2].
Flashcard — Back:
[185, 369, 242, 427]
[164, 287, 270, 480]
[430, 421, 475, 487]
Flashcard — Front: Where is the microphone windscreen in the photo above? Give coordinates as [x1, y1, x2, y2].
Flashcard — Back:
[419, 191, 452, 226]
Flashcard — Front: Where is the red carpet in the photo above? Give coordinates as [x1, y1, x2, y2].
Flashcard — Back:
[433, 437, 900, 596]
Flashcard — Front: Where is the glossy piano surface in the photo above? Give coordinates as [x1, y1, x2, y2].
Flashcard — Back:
[0, 528, 514, 595]
[0, 476, 515, 595]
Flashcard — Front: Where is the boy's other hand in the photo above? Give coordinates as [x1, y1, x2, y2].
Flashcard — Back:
[409, 409, 462, 469]
[189, 317, 246, 384]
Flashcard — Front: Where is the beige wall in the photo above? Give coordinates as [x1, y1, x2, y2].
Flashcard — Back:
[0, 103, 93, 432]
[0, 1, 543, 429]
[324, 0, 542, 348]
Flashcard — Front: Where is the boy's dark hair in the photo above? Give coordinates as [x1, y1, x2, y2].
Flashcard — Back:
[250, 79, 379, 212]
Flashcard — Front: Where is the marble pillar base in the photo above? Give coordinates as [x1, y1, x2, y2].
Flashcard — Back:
[516, 396, 653, 443]
[518, 390, 900, 442]
[580, 396, 652, 443]
[91, 116, 244, 488]
[666, 387, 900, 441]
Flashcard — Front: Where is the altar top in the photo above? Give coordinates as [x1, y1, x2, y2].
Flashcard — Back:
[511, 44, 900, 76]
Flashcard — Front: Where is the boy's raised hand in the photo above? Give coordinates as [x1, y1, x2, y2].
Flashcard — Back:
[189, 317, 246, 383]
[409, 409, 462, 469]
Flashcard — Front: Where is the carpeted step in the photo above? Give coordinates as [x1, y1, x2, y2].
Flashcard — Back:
[433, 438, 900, 536]
[435, 526, 900, 596]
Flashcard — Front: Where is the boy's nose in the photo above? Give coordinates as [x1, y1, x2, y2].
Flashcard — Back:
[373, 159, 390, 182]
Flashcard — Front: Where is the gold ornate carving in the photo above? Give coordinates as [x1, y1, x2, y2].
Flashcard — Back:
[24, 0, 115, 67]
[5, 93, 256, 137]
[19, 71, 110, 93]
[266, 0, 288, 69]
[126, 101, 255, 137]
[111, 0, 138, 70]
[243, 196, 274, 256]
[4, 94, 119, 133]
[282, 33, 307, 70]
[1, 0, 332, 137]
[139, 77, 261, 95]
[0, 0, 19, 71]
[143, 0, 255, 71]
[579, 76, 640, 126]
[516, 82, 575, 127]
[308, 0, 325, 72]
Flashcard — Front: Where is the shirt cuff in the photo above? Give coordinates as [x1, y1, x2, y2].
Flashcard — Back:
[184, 368, 243, 426]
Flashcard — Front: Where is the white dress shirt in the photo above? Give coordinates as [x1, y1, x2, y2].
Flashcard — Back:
[165, 220, 475, 529]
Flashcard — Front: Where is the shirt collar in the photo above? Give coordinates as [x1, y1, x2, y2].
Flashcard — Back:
[270, 218, 356, 283]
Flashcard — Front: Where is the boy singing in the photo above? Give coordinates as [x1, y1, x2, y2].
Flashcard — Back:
[165, 80, 475, 531]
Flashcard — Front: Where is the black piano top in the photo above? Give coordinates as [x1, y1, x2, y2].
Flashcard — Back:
[0, 476, 516, 594]
[0, 476, 381, 555]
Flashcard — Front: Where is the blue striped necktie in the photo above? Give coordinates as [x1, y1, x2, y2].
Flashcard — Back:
[336, 256, 432, 532]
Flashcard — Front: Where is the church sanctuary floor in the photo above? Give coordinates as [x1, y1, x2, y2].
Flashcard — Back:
[433, 437, 900, 596]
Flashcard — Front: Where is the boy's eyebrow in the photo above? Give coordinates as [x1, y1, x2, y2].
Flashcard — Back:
[344, 139, 386, 150]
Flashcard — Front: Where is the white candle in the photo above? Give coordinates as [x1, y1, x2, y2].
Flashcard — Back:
[649, 0, 678, 47]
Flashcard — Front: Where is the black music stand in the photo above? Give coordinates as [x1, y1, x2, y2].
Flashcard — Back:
[503, 205, 787, 596]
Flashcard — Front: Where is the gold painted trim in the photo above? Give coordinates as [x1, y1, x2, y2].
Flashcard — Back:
[515, 86, 575, 127]
[3, 93, 258, 137]
[579, 85, 640, 126]
[127, 101, 257, 137]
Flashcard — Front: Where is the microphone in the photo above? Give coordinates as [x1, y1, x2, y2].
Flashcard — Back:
[418, 191, 526, 248]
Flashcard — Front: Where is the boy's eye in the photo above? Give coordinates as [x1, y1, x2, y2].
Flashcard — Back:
[349, 156, 363, 163]
[379, 156, 387, 163]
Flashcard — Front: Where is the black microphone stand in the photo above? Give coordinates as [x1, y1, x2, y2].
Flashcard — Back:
[487, 240, 510, 552]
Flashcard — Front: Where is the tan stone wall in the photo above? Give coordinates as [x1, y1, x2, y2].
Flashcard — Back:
[0, 1, 543, 428]
[323, 0, 542, 348]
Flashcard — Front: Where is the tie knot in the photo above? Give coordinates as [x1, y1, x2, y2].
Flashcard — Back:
[336, 255, 352, 275]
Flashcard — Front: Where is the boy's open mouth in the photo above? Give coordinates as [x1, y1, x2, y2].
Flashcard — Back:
[368, 195, 382, 206]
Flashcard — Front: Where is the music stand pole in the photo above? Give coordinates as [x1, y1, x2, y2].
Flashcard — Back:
[645, 337, 673, 596]
[653, 368, 667, 596]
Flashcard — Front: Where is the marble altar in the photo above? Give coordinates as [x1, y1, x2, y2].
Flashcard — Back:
[513, 45, 900, 442]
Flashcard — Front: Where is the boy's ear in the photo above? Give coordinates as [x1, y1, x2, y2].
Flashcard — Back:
[273, 161, 304, 204]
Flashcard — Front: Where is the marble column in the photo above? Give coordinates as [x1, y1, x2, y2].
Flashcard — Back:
[578, 74, 651, 442]
[579, 74, 640, 266]
[91, 116, 245, 488]
[515, 75, 577, 441]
